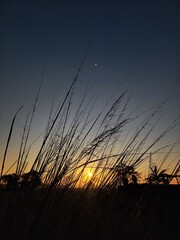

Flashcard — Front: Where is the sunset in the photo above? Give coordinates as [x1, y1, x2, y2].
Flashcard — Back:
[0, 0, 180, 239]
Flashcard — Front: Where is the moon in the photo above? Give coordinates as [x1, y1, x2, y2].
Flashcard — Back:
[94, 63, 98, 67]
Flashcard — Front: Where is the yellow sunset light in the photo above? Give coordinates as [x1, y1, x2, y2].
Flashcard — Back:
[88, 172, 93, 177]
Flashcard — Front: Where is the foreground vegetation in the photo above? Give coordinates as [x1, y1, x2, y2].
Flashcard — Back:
[0, 62, 180, 239]
[0, 185, 179, 240]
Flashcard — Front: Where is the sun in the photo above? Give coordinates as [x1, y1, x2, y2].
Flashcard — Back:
[88, 172, 93, 177]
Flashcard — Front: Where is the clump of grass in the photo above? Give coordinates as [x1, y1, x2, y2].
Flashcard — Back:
[0, 62, 180, 240]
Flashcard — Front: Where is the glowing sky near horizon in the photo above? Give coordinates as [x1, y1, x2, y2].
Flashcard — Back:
[0, 0, 180, 172]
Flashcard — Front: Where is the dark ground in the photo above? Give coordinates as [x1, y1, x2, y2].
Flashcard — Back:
[0, 185, 179, 240]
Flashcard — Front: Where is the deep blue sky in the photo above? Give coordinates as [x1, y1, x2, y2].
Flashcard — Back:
[0, 0, 180, 166]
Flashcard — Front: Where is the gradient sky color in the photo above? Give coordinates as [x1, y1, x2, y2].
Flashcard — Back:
[0, 0, 180, 172]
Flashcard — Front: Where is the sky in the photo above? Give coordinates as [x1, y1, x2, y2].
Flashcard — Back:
[0, 0, 180, 173]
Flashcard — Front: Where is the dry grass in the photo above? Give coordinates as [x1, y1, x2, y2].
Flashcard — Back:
[0, 62, 180, 239]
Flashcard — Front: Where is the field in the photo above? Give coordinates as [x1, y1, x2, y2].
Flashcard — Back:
[0, 185, 179, 240]
[0, 65, 180, 240]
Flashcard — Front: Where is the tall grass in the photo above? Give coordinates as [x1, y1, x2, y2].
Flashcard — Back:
[1, 64, 180, 189]
[0, 63, 180, 240]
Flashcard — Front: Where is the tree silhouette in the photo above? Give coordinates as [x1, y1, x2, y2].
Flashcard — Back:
[114, 163, 139, 187]
[1, 173, 19, 189]
[147, 166, 171, 185]
[20, 170, 41, 190]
